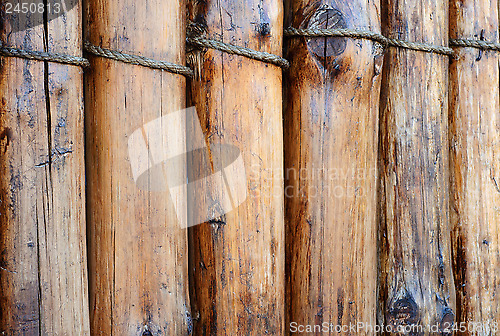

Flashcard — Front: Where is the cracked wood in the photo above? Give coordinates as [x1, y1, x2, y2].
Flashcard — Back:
[449, 0, 500, 333]
[378, 0, 457, 333]
[0, 1, 90, 334]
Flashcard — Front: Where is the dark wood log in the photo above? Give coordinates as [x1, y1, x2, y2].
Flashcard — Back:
[449, 0, 500, 334]
[378, 0, 456, 334]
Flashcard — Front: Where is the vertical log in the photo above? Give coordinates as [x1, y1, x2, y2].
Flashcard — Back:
[84, 0, 191, 334]
[378, 0, 456, 333]
[0, 2, 89, 334]
[284, 0, 383, 333]
[449, 0, 500, 333]
[187, 1, 285, 334]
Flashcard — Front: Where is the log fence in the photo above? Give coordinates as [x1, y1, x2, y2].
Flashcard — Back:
[0, 0, 499, 335]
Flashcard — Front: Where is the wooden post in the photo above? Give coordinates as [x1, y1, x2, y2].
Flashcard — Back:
[283, 0, 383, 332]
[0, 2, 90, 334]
[378, 0, 456, 333]
[449, 0, 500, 333]
[187, 0, 285, 334]
[84, 0, 191, 334]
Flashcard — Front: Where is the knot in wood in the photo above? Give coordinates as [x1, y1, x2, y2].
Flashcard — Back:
[387, 294, 420, 327]
[305, 4, 347, 58]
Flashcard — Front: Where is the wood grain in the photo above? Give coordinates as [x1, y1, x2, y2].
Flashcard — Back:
[187, 0, 285, 334]
[378, 0, 456, 334]
[449, 0, 500, 334]
[283, 0, 383, 333]
[84, 0, 191, 334]
[0, 2, 90, 335]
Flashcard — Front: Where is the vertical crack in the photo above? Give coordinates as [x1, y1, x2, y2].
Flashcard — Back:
[35, 200, 42, 335]
[39, 1, 51, 334]
[43, 0, 52, 169]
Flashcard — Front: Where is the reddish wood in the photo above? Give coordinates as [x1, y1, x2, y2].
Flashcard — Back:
[84, 0, 191, 334]
[187, 0, 285, 334]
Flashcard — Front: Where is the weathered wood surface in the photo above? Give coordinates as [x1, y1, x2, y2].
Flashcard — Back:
[0, 3, 90, 335]
[187, 0, 285, 334]
[84, 0, 191, 334]
[449, 0, 500, 334]
[283, 0, 383, 333]
[378, 0, 456, 334]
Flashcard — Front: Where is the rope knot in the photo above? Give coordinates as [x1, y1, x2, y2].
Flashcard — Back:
[187, 21, 207, 40]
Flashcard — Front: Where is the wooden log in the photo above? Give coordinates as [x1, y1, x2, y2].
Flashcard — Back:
[0, 2, 90, 335]
[187, 1, 285, 334]
[378, 0, 456, 333]
[449, 0, 500, 333]
[84, 0, 191, 334]
[283, 0, 383, 332]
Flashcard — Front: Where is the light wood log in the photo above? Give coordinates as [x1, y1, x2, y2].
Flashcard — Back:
[84, 0, 191, 334]
[187, 1, 285, 334]
[0, 3, 89, 335]
[283, 1, 383, 334]
[449, 0, 500, 334]
[378, 0, 456, 334]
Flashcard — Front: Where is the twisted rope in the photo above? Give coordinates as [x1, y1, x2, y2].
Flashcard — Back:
[187, 36, 290, 68]
[187, 21, 289, 69]
[84, 42, 194, 77]
[0, 41, 90, 67]
[450, 38, 500, 51]
[3, 29, 500, 73]
[285, 27, 454, 56]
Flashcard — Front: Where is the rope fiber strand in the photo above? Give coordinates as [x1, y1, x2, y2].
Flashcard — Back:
[84, 42, 194, 77]
[450, 38, 500, 51]
[187, 36, 290, 69]
[284, 27, 455, 56]
[0, 41, 90, 67]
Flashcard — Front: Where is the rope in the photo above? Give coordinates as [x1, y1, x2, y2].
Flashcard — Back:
[450, 38, 500, 51]
[3, 30, 500, 73]
[187, 21, 290, 69]
[84, 42, 194, 77]
[0, 41, 90, 67]
[285, 27, 454, 56]
[187, 36, 290, 69]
